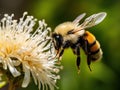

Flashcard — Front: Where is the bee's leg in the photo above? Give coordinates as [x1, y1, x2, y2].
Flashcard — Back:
[58, 49, 64, 60]
[58, 41, 70, 60]
[71, 45, 81, 73]
[84, 40, 92, 71]
[87, 55, 92, 71]
[76, 46, 80, 73]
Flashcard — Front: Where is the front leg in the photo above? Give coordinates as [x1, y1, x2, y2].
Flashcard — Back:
[58, 49, 64, 60]
[58, 41, 70, 60]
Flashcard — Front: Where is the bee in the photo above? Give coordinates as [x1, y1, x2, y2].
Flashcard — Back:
[52, 12, 107, 72]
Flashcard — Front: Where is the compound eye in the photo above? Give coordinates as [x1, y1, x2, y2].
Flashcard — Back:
[56, 35, 60, 39]
[54, 34, 61, 41]
[52, 34, 63, 50]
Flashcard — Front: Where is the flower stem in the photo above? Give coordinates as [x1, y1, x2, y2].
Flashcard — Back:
[8, 80, 16, 90]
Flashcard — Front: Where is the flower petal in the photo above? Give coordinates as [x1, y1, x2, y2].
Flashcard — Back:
[22, 64, 30, 88]
[7, 59, 21, 77]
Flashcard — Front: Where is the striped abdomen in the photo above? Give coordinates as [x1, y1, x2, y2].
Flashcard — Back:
[83, 31, 103, 61]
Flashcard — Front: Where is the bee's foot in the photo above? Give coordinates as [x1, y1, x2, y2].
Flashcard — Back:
[88, 65, 92, 72]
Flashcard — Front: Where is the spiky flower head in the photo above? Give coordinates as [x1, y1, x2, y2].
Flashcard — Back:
[0, 12, 61, 90]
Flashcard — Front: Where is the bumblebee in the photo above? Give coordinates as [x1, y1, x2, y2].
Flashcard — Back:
[52, 12, 107, 72]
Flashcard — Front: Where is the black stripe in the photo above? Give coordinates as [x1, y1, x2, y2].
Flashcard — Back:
[90, 48, 100, 55]
[89, 40, 96, 47]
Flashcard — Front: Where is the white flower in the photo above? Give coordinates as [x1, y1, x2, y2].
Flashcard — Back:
[0, 12, 61, 90]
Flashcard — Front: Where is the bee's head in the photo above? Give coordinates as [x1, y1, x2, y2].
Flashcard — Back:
[52, 32, 63, 50]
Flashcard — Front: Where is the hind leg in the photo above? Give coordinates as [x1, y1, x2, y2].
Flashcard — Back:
[84, 40, 92, 71]
[87, 55, 92, 71]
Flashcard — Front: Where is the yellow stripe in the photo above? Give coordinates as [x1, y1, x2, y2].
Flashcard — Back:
[84, 31, 96, 44]
[90, 41, 100, 52]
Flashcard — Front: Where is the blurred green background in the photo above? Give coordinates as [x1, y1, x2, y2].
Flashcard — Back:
[0, 0, 120, 90]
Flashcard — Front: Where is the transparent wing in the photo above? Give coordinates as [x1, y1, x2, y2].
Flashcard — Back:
[68, 12, 107, 34]
[80, 12, 107, 29]
[73, 13, 86, 24]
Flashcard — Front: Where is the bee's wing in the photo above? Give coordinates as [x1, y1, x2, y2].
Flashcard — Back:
[68, 12, 107, 34]
[80, 12, 107, 29]
[73, 13, 86, 24]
